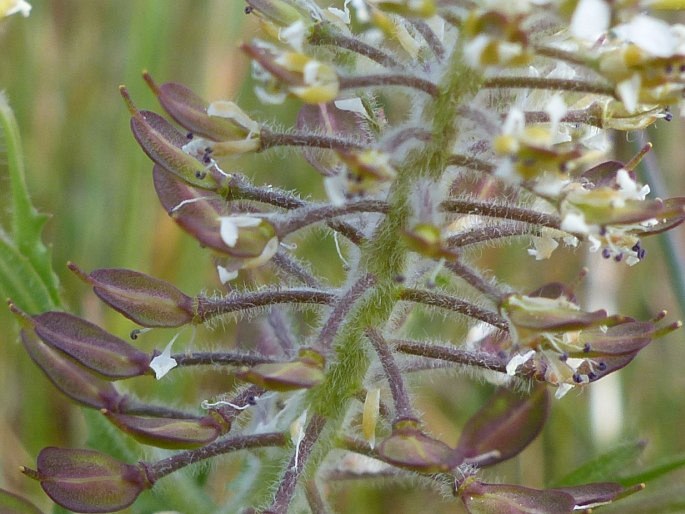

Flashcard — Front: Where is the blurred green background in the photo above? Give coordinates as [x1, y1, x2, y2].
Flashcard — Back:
[2, 1, 685, 512]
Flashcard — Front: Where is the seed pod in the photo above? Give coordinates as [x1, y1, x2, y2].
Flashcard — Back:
[377, 418, 459, 473]
[19, 327, 125, 411]
[457, 478, 576, 514]
[120, 86, 228, 191]
[69, 263, 194, 327]
[102, 411, 224, 449]
[31, 310, 151, 379]
[456, 385, 549, 467]
[22, 447, 150, 512]
[235, 348, 325, 391]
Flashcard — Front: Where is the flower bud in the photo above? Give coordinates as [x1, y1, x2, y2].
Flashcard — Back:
[102, 410, 224, 449]
[403, 223, 458, 260]
[235, 348, 325, 391]
[377, 418, 459, 473]
[30, 310, 151, 379]
[337, 149, 397, 196]
[22, 447, 150, 512]
[120, 86, 228, 192]
[69, 263, 194, 328]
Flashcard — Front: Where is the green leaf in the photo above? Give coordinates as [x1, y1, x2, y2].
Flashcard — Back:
[551, 440, 646, 487]
[616, 452, 685, 487]
[0, 93, 60, 312]
[0, 488, 44, 514]
[0, 235, 55, 313]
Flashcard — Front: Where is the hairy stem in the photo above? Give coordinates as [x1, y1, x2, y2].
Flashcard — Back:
[195, 288, 335, 322]
[143, 432, 287, 483]
[366, 328, 416, 420]
[399, 287, 509, 330]
[309, 23, 403, 69]
[340, 74, 439, 97]
[267, 414, 327, 513]
[276, 199, 389, 236]
[318, 273, 377, 349]
[260, 128, 364, 152]
[483, 76, 615, 97]
[441, 198, 561, 228]
[394, 339, 507, 373]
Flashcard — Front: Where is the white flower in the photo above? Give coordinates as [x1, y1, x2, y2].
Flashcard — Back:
[1, 0, 31, 17]
[207, 100, 260, 135]
[612, 15, 679, 58]
[279, 20, 307, 52]
[616, 74, 641, 114]
[218, 216, 263, 248]
[570, 0, 610, 42]
[334, 97, 369, 118]
[150, 335, 179, 380]
[616, 169, 650, 201]
[217, 265, 239, 284]
[560, 211, 590, 234]
[506, 350, 536, 376]
[528, 235, 559, 260]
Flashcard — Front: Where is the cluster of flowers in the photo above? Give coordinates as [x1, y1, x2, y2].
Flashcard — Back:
[7, 0, 685, 512]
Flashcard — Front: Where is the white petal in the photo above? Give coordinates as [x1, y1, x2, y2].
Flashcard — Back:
[528, 236, 559, 260]
[554, 383, 574, 399]
[570, 0, 610, 41]
[150, 336, 179, 380]
[217, 265, 239, 284]
[545, 95, 567, 136]
[561, 211, 590, 234]
[616, 74, 641, 114]
[613, 15, 677, 57]
[506, 350, 536, 376]
[279, 20, 307, 52]
[218, 216, 263, 248]
[4, 0, 31, 17]
[207, 101, 260, 134]
[334, 97, 368, 117]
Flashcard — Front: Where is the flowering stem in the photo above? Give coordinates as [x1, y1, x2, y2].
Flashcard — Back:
[228, 174, 369, 244]
[523, 104, 604, 128]
[444, 260, 503, 302]
[272, 251, 324, 289]
[410, 19, 445, 61]
[143, 432, 287, 483]
[318, 273, 377, 349]
[447, 154, 495, 173]
[340, 74, 439, 97]
[260, 128, 364, 152]
[447, 224, 545, 248]
[276, 199, 389, 236]
[393, 339, 508, 373]
[533, 44, 598, 69]
[483, 76, 615, 97]
[441, 198, 561, 228]
[365, 328, 416, 420]
[172, 351, 278, 367]
[195, 288, 335, 322]
[305, 479, 330, 514]
[267, 414, 327, 513]
[382, 126, 432, 152]
[308, 23, 403, 69]
[399, 288, 509, 330]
